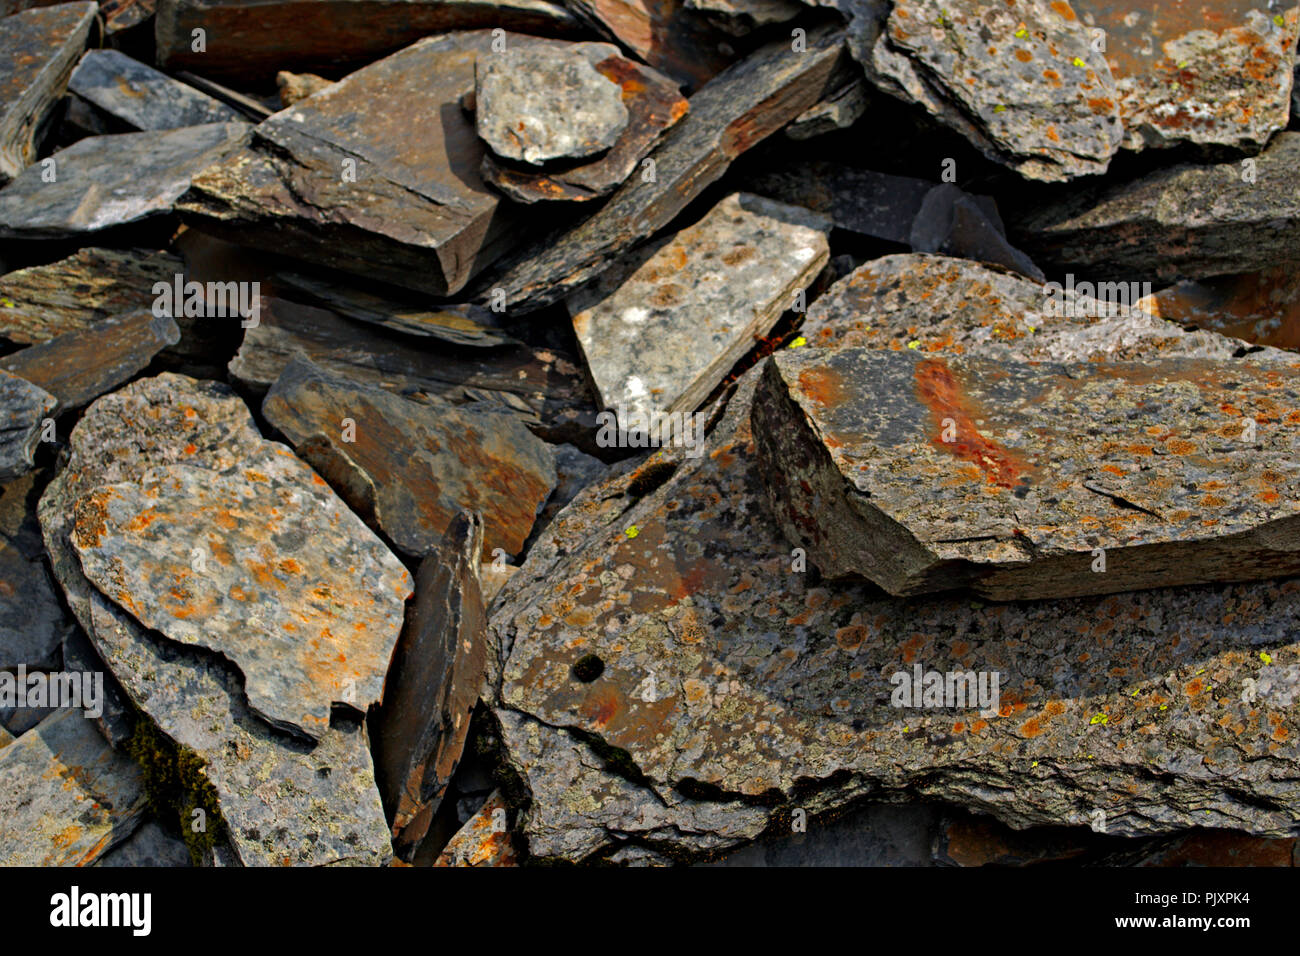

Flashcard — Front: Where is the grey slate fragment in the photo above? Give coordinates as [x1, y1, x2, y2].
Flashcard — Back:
[0, 2, 96, 185]
[685, 0, 802, 35]
[94, 820, 193, 867]
[1, 310, 180, 411]
[375, 513, 487, 857]
[476, 47, 629, 165]
[69, 49, 245, 131]
[38, 374, 395, 866]
[569, 193, 830, 424]
[61, 627, 134, 747]
[908, 183, 1043, 280]
[0, 708, 146, 866]
[0, 369, 56, 481]
[0, 470, 73, 670]
[1012, 131, 1300, 283]
[0, 123, 250, 240]
[528, 442, 609, 545]
[785, 75, 869, 139]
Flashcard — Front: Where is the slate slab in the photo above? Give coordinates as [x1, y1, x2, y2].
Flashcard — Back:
[0, 369, 56, 481]
[69, 49, 245, 131]
[0, 470, 73, 670]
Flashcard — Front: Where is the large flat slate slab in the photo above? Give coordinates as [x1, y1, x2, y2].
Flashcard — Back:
[69, 49, 245, 131]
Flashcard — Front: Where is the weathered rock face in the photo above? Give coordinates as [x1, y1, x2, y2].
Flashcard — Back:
[0, 248, 185, 346]
[563, 0, 736, 90]
[1139, 266, 1300, 352]
[570, 193, 829, 425]
[0, 2, 96, 185]
[1, 310, 180, 411]
[69, 49, 245, 132]
[155, 0, 582, 81]
[276, 70, 334, 107]
[686, 0, 802, 35]
[263, 358, 556, 559]
[476, 47, 629, 165]
[482, 24, 847, 312]
[754, 345, 1300, 599]
[95, 820, 193, 867]
[785, 74, 869, 139]
[0, 370, 55, 481]
[0, 709, 146, 866]
[0, 470, 73, 670]
[0, 123, 250, 240]
[40, 374, 396, 865]
[375, 513, 487, 856]
[433, 789, 518, 866]
[1012, 131, 1300, 283]
[490, 371, 1300, 861]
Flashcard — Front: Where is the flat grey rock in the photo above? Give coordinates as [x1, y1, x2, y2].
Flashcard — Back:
[476, 47, 628, 165]
[94, 820, 193, 867]
[0, 123, 250, 240]
[0, 470, 73, 670]
[69, 49, 245, 131]
[0, 369, 55, 481]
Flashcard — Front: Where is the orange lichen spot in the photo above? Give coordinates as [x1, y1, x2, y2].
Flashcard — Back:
[1164, 438, 1197, 455]
[1049, 0, 1075, 19]
[1015, 48, 1033, 62]
[797, 366, 849, 407]
[914, 358, 1030, 489]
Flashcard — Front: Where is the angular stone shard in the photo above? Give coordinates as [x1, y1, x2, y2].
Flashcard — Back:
[95, 820, 193, 867]
[1, 310, 180, 411]
[69, 49, 245, 131]
[1140, 266, 1300, 352]
[0, 123, 250, 240]
[844, 0, 1122, 181]
[685, 0, 802, 35]
[0, 2, 96, 185]
[39, 374, 394, 865]
[491, 370, 1300, 861]
[0, 370, 56, 481]
[375, 513, 487, 856]
[70, 442, 412, 740]
[0, 470, 73, 670]
[0, 709, 146, 866]
[0, 248, 184, 346]
[564, 0, 736, 90]
[754, 345, 1300, 599]
[785, 75, 869, 139]
[476, 47, 629, 165]
[481, 24, 847, 312]
[481, 53, 688, 203]
[569, 193, 829, 423]
[263, 358, 556, 559]
[276, 70, 334, 107]
[155, 0, 582, 81]
[433, 790, 518, 866]
[1012, 131, 1300, 283]
[230, 297, 593, 442]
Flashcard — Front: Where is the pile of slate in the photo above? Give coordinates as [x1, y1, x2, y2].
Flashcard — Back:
[0, 0, 1298, 867]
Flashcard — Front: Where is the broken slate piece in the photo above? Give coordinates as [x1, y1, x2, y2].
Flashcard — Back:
[476, 47, 629, 165]
[95, 820, 193, 867]
[685, 0, 802, 35]
[482, 23, 847, 311]
[569, 192, 829, 423]
[908, 183, 1043, 280]
[70, 443, 412, 740]
[0, 370, 55, 481]
[263, 358, 556, 559]
[433, 790, 518, 866]
[0, 708, 145, 866]
[375, 513, 487, 855]
[564, 0, 736, 90]
[0, 2, 96, 185]
[276, 70, 334, 107]
[1, 310, 180, 411]
[1139, 266, 1300, 352]
[0, 470, 73, 670]
[753, 345, 1300, 599]
[68, 49, 245, 131]
[0, 123, 250, 240]
[785, 75, 869, 139]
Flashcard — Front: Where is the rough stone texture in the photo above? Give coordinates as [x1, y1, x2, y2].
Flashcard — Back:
[375, 513, 487, 856]
[230, 297, 593, 442]
[1139, 266, 1300, 352]
[476, 47, 629, 165]
[94, 820, 194, 867]
[179, 32, 588, 297]
[0, 370, 56, 481]
[0, 123, 250, 240]
[481, 24, 847, 312]
[0, 248, 185, 346]
[1075, 0, 1300, 152]
[785, 76, 869, 139]
[755, 345, 1300, 599]
[1, 310, 180, 411]
[908, 183, 1043, 280]
[0, 470, 73, 670]
[490, 369, 1300, 861]
[570, 193, 829, 423]
[2, 0, 152, 32]
[69, 49, 245, 131]
[481, 53, 688, 203]
[277, 70, 334, 107]
[0, 708, 146, 866]
[1012, 131, 1300, 283]
[685, 0, 801, 35]
[843, 0, 1122, 181]
[39, 374, 395, 866]
[564, 0, 736, 90]
[70, 442, 412, 741]
[528, 442, 609, 545]
[263, 357, 556, 559]
[433, 789, 518, 865]
[0, 2, 96, 185]
[155, 0, 582, 81]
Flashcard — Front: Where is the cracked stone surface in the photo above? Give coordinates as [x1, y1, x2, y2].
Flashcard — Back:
[0, 123, 250, 240]
[39, 373, 394, 865]
[0, 369, 56, 481]
[0, 2, 96, 185]
[490, 369, 1300, 861]
[476, 47, 629, 165]
[0, 470, 73, 670]
[0, 708, 146, 866]
[69, 49, 245, 131]
[263, 357, 556, 560]
[433, 789, 519, 866]
[570, 192, 830, 423]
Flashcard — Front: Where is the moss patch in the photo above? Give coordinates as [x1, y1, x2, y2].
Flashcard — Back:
[125, 718, 228, 864]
